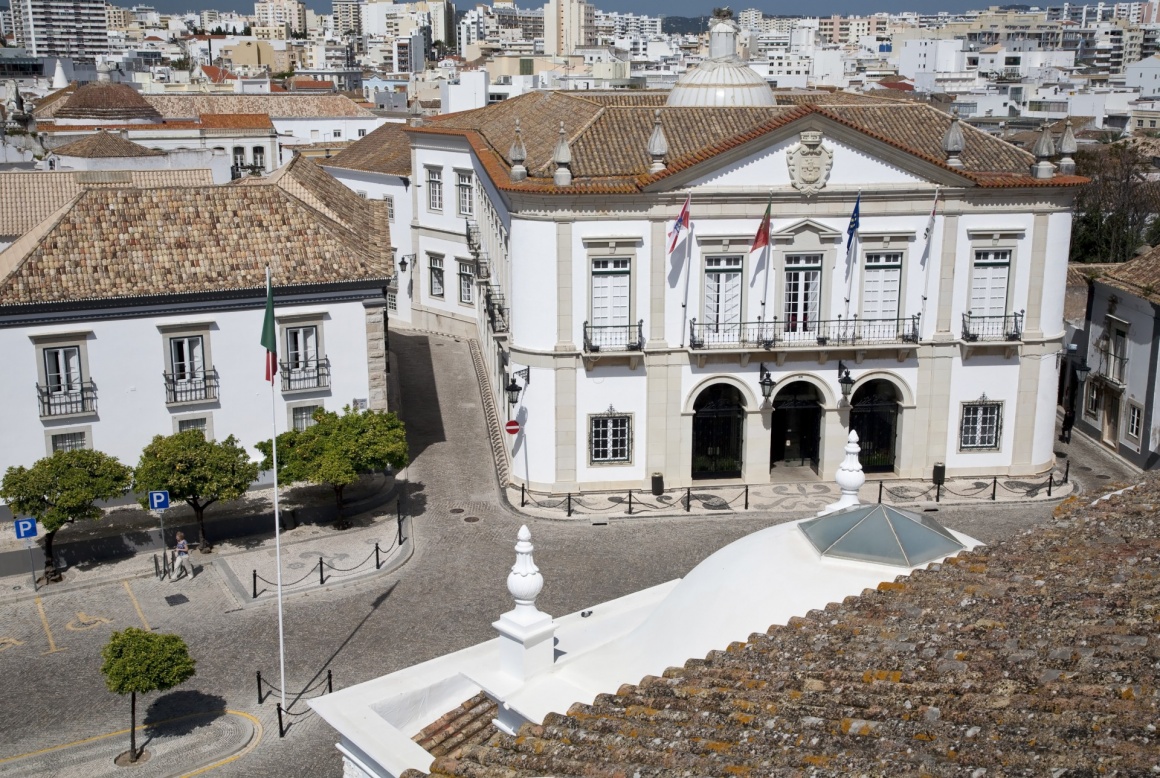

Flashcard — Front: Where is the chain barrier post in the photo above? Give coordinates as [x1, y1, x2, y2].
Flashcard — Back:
[935, 484, 941, 503]
[252, 570, 258, 599]
[627, 491, 633, 515]
[276, 703, 285, 738]
[1047, 473, 1053, 497]
[566, 493, 572, 517]
[521, 484, 526, 507]
[154, 554, 160, 579]
[1064, 459, 1070, 484]
[992, 477, 997, 501]
[878, 481, 883, 504]
[319, 556, 325, 586]
[375, 542, 381, 570]
[257, 671, 263, 705]
[396, 510, 403, 547]
[686, 487, 691, 512]
[745, 485, 749, 510]
[327, 669, 333, 694]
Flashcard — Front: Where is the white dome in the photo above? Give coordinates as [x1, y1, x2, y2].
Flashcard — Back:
[666, 58, 776, 107]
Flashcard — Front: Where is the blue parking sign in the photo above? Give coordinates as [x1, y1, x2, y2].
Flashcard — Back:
[14, 518, 37, 539]
[148, 491, 170, 510]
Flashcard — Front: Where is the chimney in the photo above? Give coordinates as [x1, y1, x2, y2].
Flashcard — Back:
[492, 526, 555, 682]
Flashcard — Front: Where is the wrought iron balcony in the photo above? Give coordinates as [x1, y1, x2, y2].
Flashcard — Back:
[583, 320, 645, 352]
[230, 163, 264, 180]
[164, 369, 218, 404]
[961, 311, 1023, 342]
[281, 358, 331, 392]
[37, 380, 97, 417]
[485, 287, 508, 333]
[465, 219, 481, 252]
[688, 315, 920, 350]
[1097, 348, 1128, 385]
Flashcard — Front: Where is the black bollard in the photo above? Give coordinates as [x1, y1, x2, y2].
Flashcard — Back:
[375, 542, 380, 570]
[878, 481, 883, 504]
[992, 477, 997, 501]
[567, 493, 572, 517]
[745, 485, 749, 510]
[936, 484, 941, 503]
[319, 556, 325, 586]
[257, 670, 263, 705]
[252, 570, 258, 599]
[327, 669, 333, 694]
[277, 703, 285, 737]
[627, 491, 633, 515]
[521, 484, 526, 507]
[686, 487, 691, 512]
[1064, 459, 1070, 484]
[1047, 474, 1053, 497]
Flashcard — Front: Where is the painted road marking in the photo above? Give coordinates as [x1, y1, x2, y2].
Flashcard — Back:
[34, 597, 65, 654]
[65, 612, 113, 631]
[122, 580, 152, 631]
[178, 711, 263, 777]
[0, 638, 24, 652]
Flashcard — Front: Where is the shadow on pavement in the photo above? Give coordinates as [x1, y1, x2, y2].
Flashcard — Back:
[143, 690, 228, 739]
[391, 331, 444, 462]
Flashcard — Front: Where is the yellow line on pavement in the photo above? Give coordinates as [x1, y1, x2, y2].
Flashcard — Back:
[122, 580, 152, 631]
[179, 711, 264, 777]
[34, 596, 65, 654]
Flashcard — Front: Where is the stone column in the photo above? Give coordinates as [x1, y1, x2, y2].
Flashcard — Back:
[363, 299, 388, 411]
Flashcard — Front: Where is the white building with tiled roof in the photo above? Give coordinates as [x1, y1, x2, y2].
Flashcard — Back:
[327, 18, 1083, 494]
[0, 156, 393, 481]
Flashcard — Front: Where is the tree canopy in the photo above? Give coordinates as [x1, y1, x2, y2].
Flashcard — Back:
[1070, 141, 1160, 263]
[256, 407, 408, 521]
[133, 430, 259, 551]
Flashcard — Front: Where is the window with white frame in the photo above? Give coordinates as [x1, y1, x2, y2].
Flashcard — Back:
[286, 326, 318, 371]
[426, 167, 443, 211]
[292, 404, 322, 432]
[169, 336, 205, 383]
[457, 172, 473, 216]
[590, 258, 630, 328]
[384, 195, 395, 221]
[429, 254, 444, 297]
[178, 417, 208, 434]
[333, 129, 342, 139]
[784, 254, 822, 332]
[703, 256, 743, 334]
[232, 146, 245, 166]
[1128, 403, 1142, 440]
[960, 398, 1002, 449]
[590, 412, 631, 463]
[969, 249, 1011, 318]
[52, 430, 88, 453]
[862, 252, 902, 320]
[1085, 382, 1100, 418]
[458, 260, 474, 303]
[44, 346, 83, 395]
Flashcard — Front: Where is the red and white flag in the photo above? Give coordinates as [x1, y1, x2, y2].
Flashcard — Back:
[668, 195, 691, 254]
[750, 194, 772, 253]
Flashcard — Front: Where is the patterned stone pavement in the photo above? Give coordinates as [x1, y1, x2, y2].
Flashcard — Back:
[0, 330, 1140, 778]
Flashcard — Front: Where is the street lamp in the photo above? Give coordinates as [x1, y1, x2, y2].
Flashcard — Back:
[758, 363, 775, 402]
[1074, 357, 1091, 387]
[837, 360, 855, 403]
[397, 254, 413, 273]
[506, 367, 530, 406]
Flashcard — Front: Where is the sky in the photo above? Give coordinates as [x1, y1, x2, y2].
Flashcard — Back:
[145, 0, 981, 21]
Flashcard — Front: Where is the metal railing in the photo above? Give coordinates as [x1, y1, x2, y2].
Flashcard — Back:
[280, 358, 331, 392]
[688, 315, 920, 350]
[164, 369, 218, 404]
[465, 219, 481, 252]
[1098, 348, 1128, 384]
[961, 310, 1023, 342]
[583, 320, 645, 352]
[37, 380, 97, 417]
[485, 287, 508, 333]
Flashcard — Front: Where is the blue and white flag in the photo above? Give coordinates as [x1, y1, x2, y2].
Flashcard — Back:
[845, 192, 861, 256]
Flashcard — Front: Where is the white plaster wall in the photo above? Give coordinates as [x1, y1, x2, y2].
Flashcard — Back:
[571, 220, 652, 347]
[1031, 352, 1061, 466]
[574, 364, 650, 484]
[1039, 211, 1072, 336]
[53, 149, 232, 183]
[411, 140, 478, 241]
[510, 219, 559, 352]
[943, 353, 1021, 469]
[509, 363, 556, 487]
[275, 116, 388, 146]
[953, 213, 1036, 335]
[0, 300, 371, 480]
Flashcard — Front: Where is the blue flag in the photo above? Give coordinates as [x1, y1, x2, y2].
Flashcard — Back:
[845, 192, 861, 254]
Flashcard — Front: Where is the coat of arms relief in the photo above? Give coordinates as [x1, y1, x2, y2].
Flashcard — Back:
[787, 131, 833, 196]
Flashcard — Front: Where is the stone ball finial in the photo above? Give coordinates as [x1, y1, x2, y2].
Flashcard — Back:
[506, 525, 544, 605]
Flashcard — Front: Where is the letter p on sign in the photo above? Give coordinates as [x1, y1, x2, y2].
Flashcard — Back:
[148, 490, 170, 510]
[14, 518, 37, 539]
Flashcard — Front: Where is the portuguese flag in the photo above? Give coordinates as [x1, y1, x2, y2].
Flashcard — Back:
[750, 194, 772, 253]
[261, 268, 277, 383]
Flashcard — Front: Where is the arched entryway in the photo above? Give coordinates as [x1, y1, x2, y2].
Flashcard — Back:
[849, 379, 900, 473]
[692, 383, 745, 479]
[770, 381, 822, 472]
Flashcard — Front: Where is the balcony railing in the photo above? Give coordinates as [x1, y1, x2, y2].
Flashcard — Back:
[37, 381, 97, 417]
[583, 320, 645, 352]
[281, 358, 331, 392]
[164, 369, 218, 404]
[961, 311, 1024, 342]
[1098, 348, 1128, 385]
[688, 315, 920, 350]
[485, 287, 508, 333]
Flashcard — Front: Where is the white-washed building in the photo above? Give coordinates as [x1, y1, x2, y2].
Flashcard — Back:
[0, 156, 393, 476]
[328, 14, 1084, 493]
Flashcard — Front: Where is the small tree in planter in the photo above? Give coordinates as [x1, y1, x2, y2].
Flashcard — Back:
[100, 628, 196, 764]
[0, 449, 132, 582]
[133, 430, 259, 552]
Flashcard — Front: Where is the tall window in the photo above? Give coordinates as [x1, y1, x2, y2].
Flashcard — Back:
[1128, 404, 1142, 439]
[960, 400, 1002, 449]
[1085, 382, 1100, 418]
[253, 146, 265, 168]
[44, 346, 82, 395]
[292, 405, 321, 432]
[590, 414, 631, 463]
[862, 252, 901, 320]
[384, 195, 395, 221]
[232, 146, 245, 166]
[784, 254, 822, 332]
[427, 167, 443, 211]
[170, 336, 204, 382]
[591, 258, 630, 328]
[703, 256, 743, 334]
[286, 326, 318, 370]
[970, 249, 1011, 318]
[51, 431, 88, 453]
[458, 260, 474, 303]
[429, 255, 444, 297]
[457, 172, 473, 216]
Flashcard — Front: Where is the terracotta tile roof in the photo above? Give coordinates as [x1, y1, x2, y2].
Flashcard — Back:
[427, 476, 1160, 778]
[36, 116, 276, 134]
[1066, 262, 1120, 288]
[51, 131, 165, 158]
[54, 82, 162, 122]
[30, 83, 77, 118]
[1098, 245, 1160, 305]
[324, 120, 413, 176]
[197, 113, 275, 129]
[143, 93, 376, 119]
[772, 88, 909, 106]
[198, 65, 237, 82]
[411, 693, 499, 761]
[0, 157, 390, 306]
[0, 169, 215, 237]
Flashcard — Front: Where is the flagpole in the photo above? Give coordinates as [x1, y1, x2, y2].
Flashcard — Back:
[679, 215, 693, 348]
[266, 266, 287, 711]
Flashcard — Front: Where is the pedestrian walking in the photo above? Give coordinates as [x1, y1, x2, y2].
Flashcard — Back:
[173, 532, 193, 581]
[1061, 408, 1075, 443]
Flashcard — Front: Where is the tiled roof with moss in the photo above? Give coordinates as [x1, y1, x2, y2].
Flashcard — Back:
[53, 82, 162, 121]
[1098, 245, 1160, 305]
[425, 478, 1160, 777]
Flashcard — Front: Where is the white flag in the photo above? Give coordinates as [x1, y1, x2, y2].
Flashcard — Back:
[922, 188, 939, 243]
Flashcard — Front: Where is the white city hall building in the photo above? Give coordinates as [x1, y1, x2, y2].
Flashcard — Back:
[326, 17, 1083, 493]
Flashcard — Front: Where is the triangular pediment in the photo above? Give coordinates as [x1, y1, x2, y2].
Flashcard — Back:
[771, 218, 841, 241]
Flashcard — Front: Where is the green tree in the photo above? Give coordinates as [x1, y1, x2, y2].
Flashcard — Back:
[1070, 141, 1160, 263]
[256, 407, 407, 527]
[133, 431, 259, 553]
[0, 450, 132, 582]
[101, 628, 196, 764]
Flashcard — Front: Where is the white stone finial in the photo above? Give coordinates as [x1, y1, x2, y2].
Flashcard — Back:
[493, 525, 555, 685]
[817, 430, 865, 516]
[648, 109, 668, 173]
[52, 59, 68, 90]
[553, 122, 572, 186]
[506, 524, 543, 607]
[509, 118, 527, 182]
[942, 110, 965, 169]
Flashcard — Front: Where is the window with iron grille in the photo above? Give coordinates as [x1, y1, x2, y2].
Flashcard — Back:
[292, 405, 322, 432]
[387, 289, 397, 311]
[178, 417, 207, 434]
[960, 400, 1002, 449]
[457, 172, 473, 216]
[427, 167, 443, 211]
[458, 260, 474, 303]
[52, 431, 87, 453]
[590, 414, 631, 463]
[429, 254, 444, 297]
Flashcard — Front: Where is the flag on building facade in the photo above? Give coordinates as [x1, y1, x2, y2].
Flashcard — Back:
[261, 268, 277, 383]
[845, 192, 861, 256]
[750, 194, 773, 253]
[668, 195, 691, 254]
[922, 188, 940, 242]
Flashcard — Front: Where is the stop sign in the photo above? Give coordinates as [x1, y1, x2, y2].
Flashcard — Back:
[505, 420, 521, 435]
